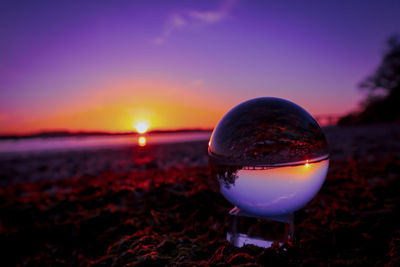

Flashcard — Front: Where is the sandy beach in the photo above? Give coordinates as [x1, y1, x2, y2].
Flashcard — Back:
[0, 123, 400, 266]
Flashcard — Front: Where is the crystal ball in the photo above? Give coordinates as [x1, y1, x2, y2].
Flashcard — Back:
[208, 97, 329, 216]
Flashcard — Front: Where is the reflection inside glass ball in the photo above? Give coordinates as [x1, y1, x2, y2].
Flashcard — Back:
[209, 97, 329, 216]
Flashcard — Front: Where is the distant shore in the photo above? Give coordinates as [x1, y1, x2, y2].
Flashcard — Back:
[0, 128, 213, 140]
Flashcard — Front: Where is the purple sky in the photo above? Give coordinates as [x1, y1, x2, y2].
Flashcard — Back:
[1, 0, 400, 133]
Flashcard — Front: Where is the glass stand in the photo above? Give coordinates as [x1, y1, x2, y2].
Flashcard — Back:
[227, 207, 294, 248]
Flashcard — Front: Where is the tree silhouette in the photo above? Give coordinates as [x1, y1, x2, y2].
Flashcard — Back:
[339, 35, 400, 124]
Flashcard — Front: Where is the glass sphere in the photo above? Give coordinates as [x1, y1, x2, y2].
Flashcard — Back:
[209, 97, 329, 216]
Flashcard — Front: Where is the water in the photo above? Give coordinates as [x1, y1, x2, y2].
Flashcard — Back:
[0, 131, 211, 154]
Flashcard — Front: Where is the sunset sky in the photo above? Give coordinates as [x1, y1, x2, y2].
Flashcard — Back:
[1, 0, 400, 134]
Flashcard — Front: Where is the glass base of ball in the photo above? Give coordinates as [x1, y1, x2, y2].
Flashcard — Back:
[227, 207, 294, 248]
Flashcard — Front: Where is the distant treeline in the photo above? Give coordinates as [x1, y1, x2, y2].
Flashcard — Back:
[339, 35, 400, 125]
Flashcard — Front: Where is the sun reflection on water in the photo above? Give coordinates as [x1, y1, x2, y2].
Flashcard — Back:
[138, 136, 146, 146]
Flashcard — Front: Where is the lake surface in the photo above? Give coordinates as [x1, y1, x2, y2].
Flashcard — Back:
[0, 132, 211, 154]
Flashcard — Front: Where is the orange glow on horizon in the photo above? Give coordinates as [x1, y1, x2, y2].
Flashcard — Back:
[238, 159, 328, 181]
[0, 75, 353, 135]
[0, 79, 228, 134]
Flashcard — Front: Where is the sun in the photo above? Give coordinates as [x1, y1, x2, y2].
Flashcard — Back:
[135, 122, 149, 134]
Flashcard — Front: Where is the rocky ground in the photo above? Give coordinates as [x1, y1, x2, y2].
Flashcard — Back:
[0, 124, 399, 266]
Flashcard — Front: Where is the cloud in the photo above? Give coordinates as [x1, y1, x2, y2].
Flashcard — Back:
[188, 0, 237, 24]
[171, 14, 187, 27]
[189, 10, 226, 24]
[155, 0, 237, 45]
